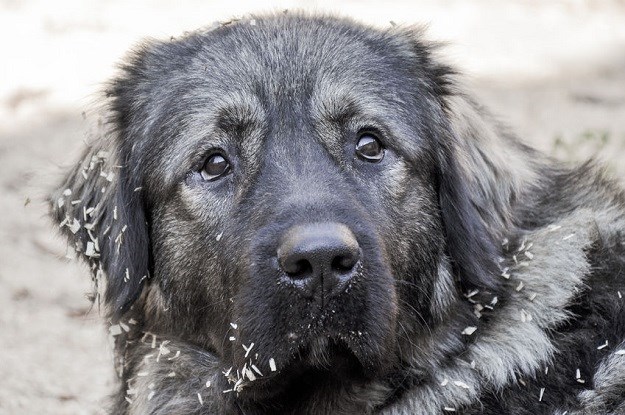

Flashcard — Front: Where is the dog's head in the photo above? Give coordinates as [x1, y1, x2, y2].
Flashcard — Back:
[51, 14, 510, 400]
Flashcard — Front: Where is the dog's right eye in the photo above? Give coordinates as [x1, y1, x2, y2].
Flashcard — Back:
[355, 132, 385, 162]
[201, 153, 231, 181]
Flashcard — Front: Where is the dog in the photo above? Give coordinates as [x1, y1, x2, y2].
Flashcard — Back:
[50, 13, 625, 415]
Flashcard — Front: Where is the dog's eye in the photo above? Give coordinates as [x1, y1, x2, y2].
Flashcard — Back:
[201, 153, 231, 181]
[355, 132, 385, 162]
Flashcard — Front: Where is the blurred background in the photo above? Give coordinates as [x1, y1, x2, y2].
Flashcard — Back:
[1, 0, 624, 413]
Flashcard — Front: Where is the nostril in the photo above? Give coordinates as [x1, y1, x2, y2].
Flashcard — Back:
[284, 258, 313, 279]
[331, 251, 359, 273]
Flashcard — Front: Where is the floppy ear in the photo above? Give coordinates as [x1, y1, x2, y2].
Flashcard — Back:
[396, 27, 544, 297]
[436, 93, 545, 297]
[49, 127, 150, 319]
[394, 25, 549, 298]
[437, 136, 504, 296]
[394, 27, 503, 296]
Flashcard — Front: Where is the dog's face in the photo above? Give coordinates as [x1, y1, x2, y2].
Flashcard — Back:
[146, 18, 447, 384]
[52, 15, 501, 402]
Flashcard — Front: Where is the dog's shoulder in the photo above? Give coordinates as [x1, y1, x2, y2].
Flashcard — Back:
[473, 161, 625, 414]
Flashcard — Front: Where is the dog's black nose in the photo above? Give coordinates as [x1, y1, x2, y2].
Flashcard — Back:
[278, 223, 360, 300]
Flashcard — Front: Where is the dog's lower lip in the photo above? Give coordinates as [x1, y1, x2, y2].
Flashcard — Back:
[306, 337, 364, 371]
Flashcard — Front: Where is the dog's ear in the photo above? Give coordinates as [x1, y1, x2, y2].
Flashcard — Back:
[396, 27, 543, 296]
[436, 135, 504, 296]
[49, 127, 150, 319]
[436, 94, 544, 296]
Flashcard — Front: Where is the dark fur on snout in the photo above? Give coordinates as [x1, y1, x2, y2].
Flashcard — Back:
[50, 13, 625, 415]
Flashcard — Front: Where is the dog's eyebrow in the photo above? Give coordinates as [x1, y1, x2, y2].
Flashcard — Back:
[312, 93, 359, 125]
[310, 83, 359, 125]
[308, 86, 380, 163]
[309, 81, 399, 127]
[156, 91, 266, 189]
[214, 93, 267, 135]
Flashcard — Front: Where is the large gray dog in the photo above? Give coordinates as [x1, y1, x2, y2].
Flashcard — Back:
[50, 13, 625, 414]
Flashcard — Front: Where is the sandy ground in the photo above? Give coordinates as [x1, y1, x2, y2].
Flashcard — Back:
[1, 1, 624, 414]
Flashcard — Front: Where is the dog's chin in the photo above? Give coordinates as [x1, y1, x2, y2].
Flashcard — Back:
[235, 335, 389, 403]
[286, 325, 395, 381]
[302, 336, 367, 373]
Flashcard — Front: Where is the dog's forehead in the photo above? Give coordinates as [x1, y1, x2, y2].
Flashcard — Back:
[198, 16, 409, 97]
[160, 17, 421, 139]
[132, 15, 430, 188]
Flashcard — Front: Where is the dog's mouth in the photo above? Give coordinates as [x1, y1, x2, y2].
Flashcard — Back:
[299, 336, 366, 374]
[273, 304, 391, 374]
[222, 293, 399, 407]
[231, 335, 369, 403]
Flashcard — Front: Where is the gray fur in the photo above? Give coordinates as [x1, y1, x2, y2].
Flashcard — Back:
[50, 13, 625, 414]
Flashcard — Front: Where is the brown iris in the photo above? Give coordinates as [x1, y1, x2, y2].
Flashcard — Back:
[201, 153, 230, 181]
[355, 133, 385, 162]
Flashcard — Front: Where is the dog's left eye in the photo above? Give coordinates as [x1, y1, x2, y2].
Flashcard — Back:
[355, 132, 385, 162]
[201, 153, 231, 181]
